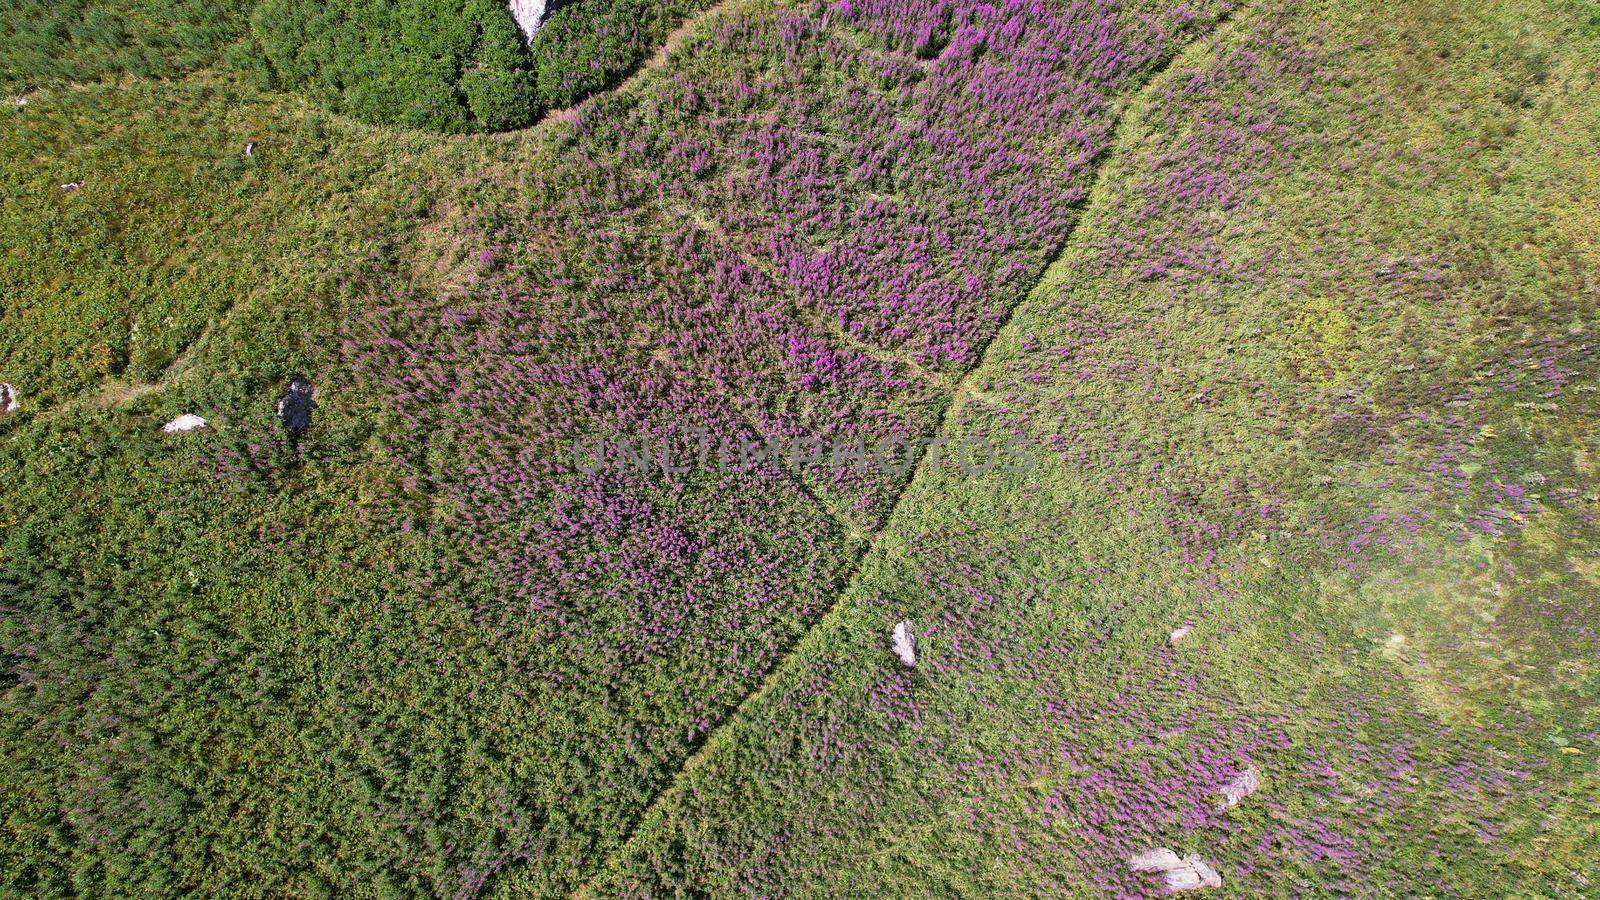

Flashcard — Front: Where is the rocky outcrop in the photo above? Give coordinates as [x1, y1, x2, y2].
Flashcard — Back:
[1216, 766, 1261, 811]
[1129, 848, 1222, 893]
[508, 0, 548, 43]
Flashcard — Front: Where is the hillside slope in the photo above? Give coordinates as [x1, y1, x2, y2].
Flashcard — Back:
[1, 0, 1595, 896]
[578, 0, 1600, 894]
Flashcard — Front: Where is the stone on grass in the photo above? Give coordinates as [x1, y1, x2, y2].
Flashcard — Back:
[1168, 624, 1192, 644]
[161, 413, 208, 433]
[1216, 765, 1260, 811]
[60, 181, 83, 191]
[0, 383, 17, 414]
[244, 142, 255, 158]
[890, 619, 916, 667]
[507, 0, 548, 43]
[1129, 848, 1222, 893]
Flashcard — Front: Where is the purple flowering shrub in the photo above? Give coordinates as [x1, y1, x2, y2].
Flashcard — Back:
[538, 0, 1227, 521]
[583, 0, 1599, 894]
[325, 0, 1239, 892]
[4, 0, 1592, 891]
[570, 0, 1208, 374]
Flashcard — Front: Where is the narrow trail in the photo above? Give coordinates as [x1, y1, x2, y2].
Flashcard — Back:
[666, 196, 954, 392]
[528, 0, 759, 130]
[558, 8, 1240, 897]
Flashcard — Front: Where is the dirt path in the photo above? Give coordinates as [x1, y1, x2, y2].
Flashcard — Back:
[533, 0, 756, 128]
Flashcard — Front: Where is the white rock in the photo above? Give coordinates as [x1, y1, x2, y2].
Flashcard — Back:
[1129, 848, 1222, 893]
[890, 619, 916, 667]
[1129, 848, 1184, 872]
[161, 413, 208, 433]
[244, 142, 254, 158]
[15, 95, 27, 109]
[1168, 624, 1192, 644]
[0, 383, 17, 414]
[1379, 632, 1407, 661]
[507, 0, 548, 43]
[1216, 765, 1260, 811]
[60, 181, 83, 191]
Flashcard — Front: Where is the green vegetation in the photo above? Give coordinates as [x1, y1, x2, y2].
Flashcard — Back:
[0, 69, 558, 894]
[247, 0, 537, 133]
[1, 0, 1596, 895]
[0, 0, 250, 91]
[0, 72, 484, 408]
[586, 0, 1600, 893]
[4, 0, 723, 133]
[246, 0, 726, 131]
[525, 0, 719, 110]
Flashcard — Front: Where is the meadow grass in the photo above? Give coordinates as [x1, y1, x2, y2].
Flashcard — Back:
[584, 0, 1600, 893]
[0, 0, 251, 93]
[1, 0, 1595, 895]
[1, 65, 556, 896]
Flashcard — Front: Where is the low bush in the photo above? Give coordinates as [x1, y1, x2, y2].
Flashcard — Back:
[244, 0, 724, 132]
[525, 0, 717, 110]
[3, 0, 722, 134]
[247, 0, 537, 133]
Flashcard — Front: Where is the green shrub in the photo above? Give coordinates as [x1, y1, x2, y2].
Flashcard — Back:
[527, 0, 718, 109]
[248, 0, 537, 133]
[245, 0, 722, 132]
[460, 65, 537, 131]
[2, 0, 719, 134]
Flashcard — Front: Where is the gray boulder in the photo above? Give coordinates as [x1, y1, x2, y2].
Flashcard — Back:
[890, 620, 916, 667]
[1216, 766, 1261, 811]
[161, 413, 208, 433]
[508, 0, 548, 43]
[1128, 848, 1222, 893]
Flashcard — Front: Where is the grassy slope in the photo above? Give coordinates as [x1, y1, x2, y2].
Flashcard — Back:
[3, 0, 1230, 894]
[590, 0, 1600, 894]
[0, 0, 251, 93]
[0, 72, 559, 896]
[0, 0, 1593, 897]
[329, 2, 1236, 895]
[0, 73, 504, 408]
